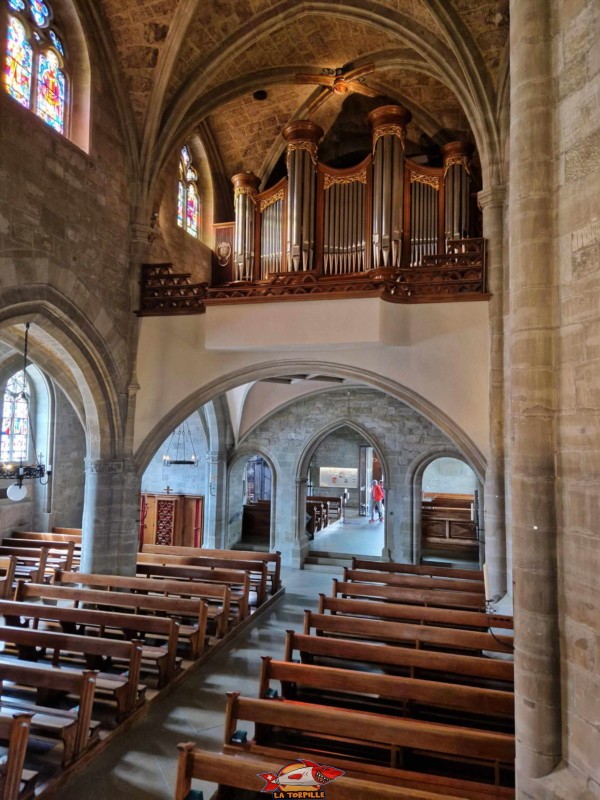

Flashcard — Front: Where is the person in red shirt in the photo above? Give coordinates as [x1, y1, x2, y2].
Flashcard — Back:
[370, 480, 384, 522]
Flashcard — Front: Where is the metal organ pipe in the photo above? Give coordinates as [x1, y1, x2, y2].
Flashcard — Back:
[231, 172, 259, 281]
[368, 105, 411, 269]
[442, 141, 473, 247]
[283, 121, 322, 272]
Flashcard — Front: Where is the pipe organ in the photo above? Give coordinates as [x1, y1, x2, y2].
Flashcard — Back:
[218, 105, 480, 295]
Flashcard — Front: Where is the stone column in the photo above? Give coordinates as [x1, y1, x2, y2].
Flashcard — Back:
[509, 0, 561, 785]
[203, 450, 228, 549]
[388, 483, 412, 564]
[479, 185, 507, 600]
[290, 477, 310, 568]
[80, 458, 140, 575]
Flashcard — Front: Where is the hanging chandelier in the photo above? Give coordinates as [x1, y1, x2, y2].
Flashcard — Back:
[0, 323, 47, 501]
[162, 419, 198, 466]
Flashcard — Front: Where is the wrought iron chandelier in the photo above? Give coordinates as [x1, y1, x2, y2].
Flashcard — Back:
[162, 419, 198, 466]
[0, 323, 47, 501]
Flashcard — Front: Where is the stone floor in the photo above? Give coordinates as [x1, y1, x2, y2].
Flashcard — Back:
[58, 567, 337, 800]
[308, 509, 385, 556]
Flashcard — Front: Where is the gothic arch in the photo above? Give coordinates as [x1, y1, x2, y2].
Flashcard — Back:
[227, 444, 279, 551]
[404, 445, 484, 564]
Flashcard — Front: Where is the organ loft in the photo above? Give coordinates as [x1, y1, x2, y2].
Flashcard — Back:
[0, 0, 598, 798]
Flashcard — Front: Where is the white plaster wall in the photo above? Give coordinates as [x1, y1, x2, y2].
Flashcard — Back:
[134, 298, 490, 464]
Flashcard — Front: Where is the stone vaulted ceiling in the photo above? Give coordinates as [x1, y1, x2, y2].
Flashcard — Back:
[94, 0, 509, 194]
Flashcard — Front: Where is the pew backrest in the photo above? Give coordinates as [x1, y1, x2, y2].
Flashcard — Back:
[343, 567, 485, 595]
[351, 557, 483, 582]
[0, 712, 34, 800]
[333, 578, 485, 611]
[0, 558, 16, 599]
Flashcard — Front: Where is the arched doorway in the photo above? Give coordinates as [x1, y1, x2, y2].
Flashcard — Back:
[239, 454, 272, 548]
[420, 456, 480, 565]
[305, 425, 386, 558]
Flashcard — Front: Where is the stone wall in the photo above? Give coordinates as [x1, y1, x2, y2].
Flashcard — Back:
[309, 426, 368, 509]
[422, 457, 478, 495]
[230, 387, 465, 565]
[552, 0, 600, 790]
[49, 387, 86, 529]
[141, 412, 208, 495]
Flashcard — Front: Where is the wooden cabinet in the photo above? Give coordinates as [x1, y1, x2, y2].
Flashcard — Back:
[139, 493, 204, 549]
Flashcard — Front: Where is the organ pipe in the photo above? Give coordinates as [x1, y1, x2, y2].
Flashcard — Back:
[442, 141, 473, 245]
[368, 105, 411, 269]
[231, 172, 259, 281]
[283, 120, 323, 272]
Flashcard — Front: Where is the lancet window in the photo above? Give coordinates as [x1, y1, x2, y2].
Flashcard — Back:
[0, 372, 30, 462]
[177, 145, 200, 237]
[4, 0, 67, 134]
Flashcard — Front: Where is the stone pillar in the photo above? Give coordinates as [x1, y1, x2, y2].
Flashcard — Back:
[290, 477, 310, 568]
[232, 172, 260, 281]
[479, 185, 507, 600]
[388, 483, 412, 563]
[81, 458, 140, 575]
[283, 121, 323, 272]
[368, 105, 411, 268]
[203, 450, 227, 549]
[509, 0, 561, 785]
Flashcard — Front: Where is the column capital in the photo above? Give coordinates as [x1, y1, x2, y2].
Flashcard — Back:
[130, 222, 153, 243]
[85, 458, 136, 475]
[478, 185, 506, 210]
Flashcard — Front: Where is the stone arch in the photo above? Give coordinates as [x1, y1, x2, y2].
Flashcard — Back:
[0, 291, 123, 459]
[404, 445, 484, 565]
[150, 0, 500, 195]
[226, 444, 279, 552]
[135, 361, 486, 481]
[295, 418, 392, 557]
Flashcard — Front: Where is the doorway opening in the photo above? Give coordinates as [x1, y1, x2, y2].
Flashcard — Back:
[306, 426, 384, 558]
[240, 455, 272, 547]
[420, 456, 479, 565]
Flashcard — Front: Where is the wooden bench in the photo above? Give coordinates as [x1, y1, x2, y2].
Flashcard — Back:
[304, 611, 514, 658]
[133, 562, 250, 620]
[141, 544, 282, 594]
[137, 552, 268, 605]
[51, 528, 82, 536]
[0, 659, 97, 765]
[0, 549, 48, 585]
[0, 626, 144, 722]
[308, 495, 342, 521]
[285, 631, 514, 690]
[259, 657, 514, 731]
[10, 532, 81, 544]
[0, 559, 16, 600]
[333, 579, 486, 611]
[174, 746, 462, 800]
[1, 541, 77, 573]
[319, 595, 513, 632]
[0, 598, 180, 688]
[421, 493, 479, 561]
[351, 557, 483, 582]
[0, 712, 36, 800]
[223, 693, 515, 792]
[53, 570, 228, 640]
[17, 582, 208, 659]
[343, 567, 485, 596]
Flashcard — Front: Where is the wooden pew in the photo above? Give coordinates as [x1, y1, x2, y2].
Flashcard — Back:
[343, 567, 485, 596]
[174, 746, 462, 800]
[319, 595, 514, 632]
[0, 712, 36, 800]
[10, 532, 81, 544]
[259, 657, 514, 731]
[1, 541, 76, 573]
[0, 559, 17, 600]
[17, 582, 208, 659]
[0, 549, 48, 585]
[133, 562, 250, 620]
[0, 598, 180, 688]
[137, 551, 268, 606]
[308, 495, 343, 521]
[422, 493, 479, 560]
[304, 611, 514, 658]
[351, 557, 483, 582]
[141, 543, 282, 594]
[53, 570, 229, 640]
[223, 693, 515, 793]
[0, 626, 143, 722]
[285, 631, 514, 690]
[0, 659, 97, 765]
[333, 578, 486, 611]
[51, 528, 82, 536]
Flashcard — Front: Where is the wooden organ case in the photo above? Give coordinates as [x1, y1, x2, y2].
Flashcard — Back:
[207, 105, 483, 304]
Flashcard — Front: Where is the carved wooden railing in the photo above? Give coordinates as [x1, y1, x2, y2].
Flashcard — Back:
[137, 263, 207, 316]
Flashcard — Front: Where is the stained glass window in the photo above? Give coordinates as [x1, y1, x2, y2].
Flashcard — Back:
[5, 16, 33, 107]
[4, 0, 68, 135]
[177, 146, 200, 237]
[0, 373, 30, 463]
[36, 48, 65, 132]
